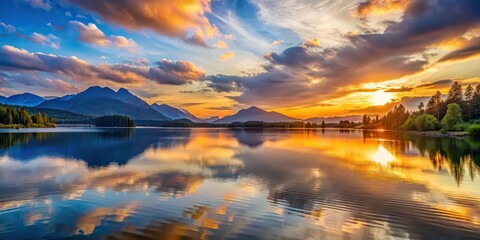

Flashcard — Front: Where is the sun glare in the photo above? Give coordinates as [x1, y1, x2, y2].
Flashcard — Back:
[372, 145, 395, 167]
[369, 91, 393, 106]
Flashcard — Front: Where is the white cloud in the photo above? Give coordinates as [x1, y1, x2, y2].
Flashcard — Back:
[253, 0, 361, 47]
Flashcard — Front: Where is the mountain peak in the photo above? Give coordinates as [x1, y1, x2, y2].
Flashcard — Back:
[0, 92, 45, 107]
[241, 106, 267, 114]
[117, 87, 130, 93]
[215, 106, 297, 123]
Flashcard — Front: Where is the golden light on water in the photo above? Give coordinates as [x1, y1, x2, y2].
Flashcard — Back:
[372, 145, 395, 167]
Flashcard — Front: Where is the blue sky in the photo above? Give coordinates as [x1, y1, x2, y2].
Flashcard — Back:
[1, 0, 480, 118]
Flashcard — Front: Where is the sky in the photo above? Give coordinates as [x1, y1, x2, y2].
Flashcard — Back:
[1, 0, 480, 119]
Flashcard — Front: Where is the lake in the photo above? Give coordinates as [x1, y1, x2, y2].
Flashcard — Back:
[0, 128, 479, 239]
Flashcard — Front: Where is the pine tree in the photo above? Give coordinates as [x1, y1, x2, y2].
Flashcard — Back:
[464, 84, 474, 121]
[446, 81, 463, 104]
[426, 91, 443, 120]
[418, 102, 425, 114]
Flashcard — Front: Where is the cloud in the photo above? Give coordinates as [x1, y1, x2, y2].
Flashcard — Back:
[355, 0, 409, 17]
[69, 21, 139, 51]
[223, 34, 237, 41]
[206, 0, 480, 108]
[0, 45, 205, 86]
[66, 0, 219, 47]
[110, 35, 139, 51]
[65, 11, 73, 17]
[272, 39, 284, 46]
[147, 59, 206, 85]
[253, 0, 359, 47]
[304, 38, 320, 47]
[385, 79, 454, 92]
[68, 21, 110, 46]
[25, 0, 52, 11]
[2, 73, 79, 93]
[1, 22, 60, 49]
[439, 36, 480, 62]
[349, 96, 431, 114]
[214, 40, 228, 49]
[220, 51, 235, 61]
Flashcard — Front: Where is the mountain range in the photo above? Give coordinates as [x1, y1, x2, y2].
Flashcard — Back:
[151, 103, 201, 122]
[0, 93, 46, 107]
[35, 86, 169, 121]
[1, 86, 363, 123]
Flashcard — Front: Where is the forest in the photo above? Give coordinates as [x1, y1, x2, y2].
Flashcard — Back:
[362, 81, 480, 136]
[95, 115, 136, 127]
[0, 104, 55, 128]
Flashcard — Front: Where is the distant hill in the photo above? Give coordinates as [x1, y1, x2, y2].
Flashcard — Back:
[203, 116, 220, 123]
[151, 103, 201, 122]
[215, 106, 298, 124]
[305, 115, 363, 124]
[36, 86, 170, 121]
[0, 93, 45, 107]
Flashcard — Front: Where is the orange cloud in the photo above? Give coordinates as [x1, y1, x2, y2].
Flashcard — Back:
[220, 51, 235, 61]
[304, 38, 320, 47]
[356, 0, 409, 17]
[67, 0, 218, 46]
[214, 40, 228, 49]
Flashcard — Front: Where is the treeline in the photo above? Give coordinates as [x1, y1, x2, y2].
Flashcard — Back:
[95, 115, 136, 127]
[228, 121, 322, 128]
[363, 81, 480, 135]
[0, 104, 55, 128]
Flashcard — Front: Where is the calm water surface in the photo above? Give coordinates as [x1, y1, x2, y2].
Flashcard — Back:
[0, 128, 479, 239]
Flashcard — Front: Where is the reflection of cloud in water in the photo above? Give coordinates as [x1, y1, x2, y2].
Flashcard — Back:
[0, 129, 479, 239]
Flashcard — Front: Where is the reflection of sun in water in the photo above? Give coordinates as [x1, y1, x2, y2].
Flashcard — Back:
[372, 145, 395, 167]
[369, 91, 393, 106]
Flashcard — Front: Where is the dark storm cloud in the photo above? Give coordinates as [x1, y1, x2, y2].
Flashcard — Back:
[439, 36, 480, 62]
[206, 0, 480, 108]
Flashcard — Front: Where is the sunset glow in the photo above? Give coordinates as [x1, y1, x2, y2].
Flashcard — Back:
[1, 0, 480, 119]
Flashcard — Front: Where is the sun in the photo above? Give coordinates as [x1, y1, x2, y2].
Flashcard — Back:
[369, 90, 393, 106]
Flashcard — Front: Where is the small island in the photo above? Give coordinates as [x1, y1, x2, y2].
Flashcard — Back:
[0, 104, 55, 128]
[95, 115, 136, 127]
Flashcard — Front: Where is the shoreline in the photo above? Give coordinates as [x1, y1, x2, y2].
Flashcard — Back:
[0, 125, 471, 138]
[389, 130, 469, 138]
[0, 124, 56, 129]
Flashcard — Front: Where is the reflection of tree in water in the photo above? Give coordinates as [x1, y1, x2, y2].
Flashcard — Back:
[362, 130, 480, 185]
[0, 132, 50, 149]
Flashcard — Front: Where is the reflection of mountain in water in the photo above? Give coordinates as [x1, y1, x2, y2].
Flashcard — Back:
[0, 129, 191, 167]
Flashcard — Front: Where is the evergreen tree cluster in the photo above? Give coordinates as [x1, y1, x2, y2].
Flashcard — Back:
[425, 81, 480, 121]
[95, 115, 136, 127]
[0, 104, 54, 127]
[361, 81, 480, 132]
